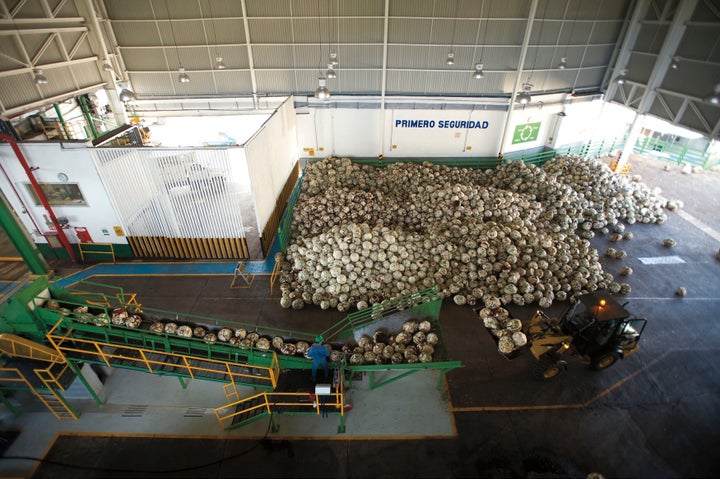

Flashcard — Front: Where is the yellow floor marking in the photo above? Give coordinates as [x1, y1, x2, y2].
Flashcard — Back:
[453, 350, 672, 413]
[443, 374, 460, 437]
[56, 430, 456, 441]
[30, 432, 60, 477]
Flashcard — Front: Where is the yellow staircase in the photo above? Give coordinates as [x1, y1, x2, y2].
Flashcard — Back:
[214, 369, 346, 431]
[0, 366, 78, 420]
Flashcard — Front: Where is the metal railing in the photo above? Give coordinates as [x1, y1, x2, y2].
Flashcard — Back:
[320, 286, 441, 342]
[45, 316, 280, 389]
[214, 372, 345, 429]
[633, 136, 716, 169]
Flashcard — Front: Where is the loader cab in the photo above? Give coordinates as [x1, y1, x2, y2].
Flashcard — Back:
[561, 292, 646, 369]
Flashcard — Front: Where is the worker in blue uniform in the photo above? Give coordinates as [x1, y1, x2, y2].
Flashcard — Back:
[307, 336, 331, 382]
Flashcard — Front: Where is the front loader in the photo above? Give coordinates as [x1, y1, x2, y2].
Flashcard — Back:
[508, 292, 646, 379]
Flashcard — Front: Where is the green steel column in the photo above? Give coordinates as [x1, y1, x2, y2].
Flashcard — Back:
[0, 194, 49, 274]
[66, 359, 103, 406]
[0, 390, 20, 417]
[52, 103, 71, 139]
[78, 96, 99, 139]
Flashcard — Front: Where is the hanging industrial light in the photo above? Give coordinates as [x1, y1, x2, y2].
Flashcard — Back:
[615, 68, 628, 85]
[215, 57, 226, 69]
[33, 69, 48, 85]
[707, 83, 720, 105]
[178, 67, 190, 83]
[315, 77, 331, 100]
[670, 56, 680, 70]
[516, 83, 533, 104]
[446, 52, 455, 66]
[326, 63, 337, 79]
[472, 62, 485, 79]
[330, 52, 339, 68]
[118, 82, 137, 102]
[557, 57, 568, 69]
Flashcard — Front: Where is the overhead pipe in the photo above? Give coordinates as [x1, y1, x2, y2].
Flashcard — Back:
[0, 134, 79, 263]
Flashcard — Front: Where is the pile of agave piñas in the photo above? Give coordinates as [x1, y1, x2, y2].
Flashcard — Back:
[278, 156, 674, 312]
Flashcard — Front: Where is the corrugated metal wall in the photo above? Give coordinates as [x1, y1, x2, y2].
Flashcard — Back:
[89, 147, 249, 259]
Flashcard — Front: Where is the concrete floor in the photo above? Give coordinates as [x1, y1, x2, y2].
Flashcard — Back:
[1, 153, 719, 478]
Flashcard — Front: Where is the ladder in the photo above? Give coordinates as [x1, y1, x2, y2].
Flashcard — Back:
[33, 387, 77, 420]
[34, 363, 78, 420]
[230, 262, 255, 289]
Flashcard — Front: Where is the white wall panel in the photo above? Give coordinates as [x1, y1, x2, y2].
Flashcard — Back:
[243, 97, 298, 233]
[387, 108, 505, 156]
[553, 100, 605, 147]
[0, 143, 125, 245]
[502, 102, 563, 153]
[298, 104, 506, 159]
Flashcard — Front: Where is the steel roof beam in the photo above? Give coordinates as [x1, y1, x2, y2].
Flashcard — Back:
[637, 0, 698, 114]
[0, 16, 83, 25]
[1, 82, 105, 119]
[117, 41, 618, 50]
[379, 0, 389, 155]
[498, 0, 539, 156]
[0, 26, 87, 35]
[0, 56, 99, 78]
[241, 0, 258, 109]
[605, 0, 650, 102]
[74, 0, 127, 125]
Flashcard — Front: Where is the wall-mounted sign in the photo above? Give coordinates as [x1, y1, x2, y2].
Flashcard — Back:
[394, 119, 490, 129]
[512, 122, 541, 144]
[25, 183, 87, 206]
[113, 226, 125, 236]
[43, 232, 63, 249]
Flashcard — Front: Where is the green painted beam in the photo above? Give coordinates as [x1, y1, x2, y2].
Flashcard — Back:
[0, 195, 49, 275]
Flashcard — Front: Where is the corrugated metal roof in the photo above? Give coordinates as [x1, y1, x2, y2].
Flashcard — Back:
[211, 18, 246, 44]
[104, 0, 156, 20]
[465, 72, 516, 95]
[121, 48, 172, 71]
[336, 17, 385, 42]
[213, 71, 254, 94]
[661, 61, 719, 98]
[334, 45, 383, 68]
[73, 62, 104, 88]
[0, 74, 42, 110]
[590, 21, 624, 44]
[256, 70, 297, 94]
[676, 25, 719, 60]
[626, 51, 656, 84]
[469, 46, 521, 71]
[252, 46, 296, 69]
[572, 68, 606, 91]
[633, 24, 668, 55]
[129, 72, 176, 96]
[482, 20, 527, 46]
[334, 70, 383, 93]
[1, 0, 717, 141]
[487, 0, 530, 19]
[111, 21, 162, 46]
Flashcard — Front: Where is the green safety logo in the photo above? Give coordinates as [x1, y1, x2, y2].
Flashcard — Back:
[511, 122, 541, 144]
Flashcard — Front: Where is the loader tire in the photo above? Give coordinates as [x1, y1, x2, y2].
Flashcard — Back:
[535, 356, 567, 380]
[591, 352, 620, 370]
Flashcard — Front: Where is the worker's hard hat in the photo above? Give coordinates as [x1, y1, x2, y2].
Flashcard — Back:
[315, 335, 323, 343]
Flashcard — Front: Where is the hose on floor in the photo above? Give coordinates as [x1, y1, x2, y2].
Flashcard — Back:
[1, 415, 273, 474]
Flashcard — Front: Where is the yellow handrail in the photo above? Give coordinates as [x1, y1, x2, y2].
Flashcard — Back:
[45, 316, 279, 388]
[78, 242, 116, 263]
[0, 333, 66, 363]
